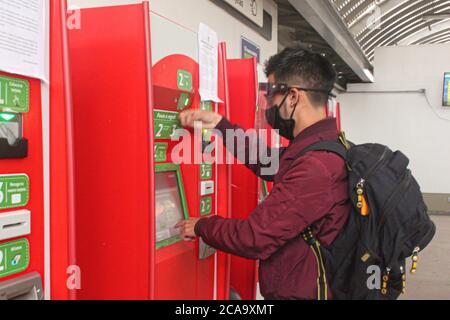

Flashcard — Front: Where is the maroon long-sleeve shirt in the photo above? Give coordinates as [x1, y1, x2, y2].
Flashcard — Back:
[195, 117, 351, 300]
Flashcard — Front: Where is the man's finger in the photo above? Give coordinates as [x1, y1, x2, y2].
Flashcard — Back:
[175, 221, 185, 228]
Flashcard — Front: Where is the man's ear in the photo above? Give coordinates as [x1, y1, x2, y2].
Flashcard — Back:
[289, 88, 301, 108]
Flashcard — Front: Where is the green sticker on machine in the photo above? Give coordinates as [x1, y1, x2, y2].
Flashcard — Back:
[154, 110, 182, 140]
[0, 174, 29, 210]
[201, 101, 213, 112]
[200, 197, 213, 216]
[155, 143, 168, 163]
[0, 239, 30, 279]
[177, 93, 192, 110]
[177, 70, 193, 92]
[0, 76, 29, 113]
[200, 163, 213, 180]
[200, 102, 213, 142]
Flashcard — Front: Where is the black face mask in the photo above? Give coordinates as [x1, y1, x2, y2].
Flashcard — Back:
[265, 92, 297, 141]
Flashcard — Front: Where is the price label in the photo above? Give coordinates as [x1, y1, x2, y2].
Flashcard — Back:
[154, 110, 182, 140]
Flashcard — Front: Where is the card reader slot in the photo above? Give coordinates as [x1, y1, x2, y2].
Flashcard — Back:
[2, 221, 26, 230]
[0, 210, 31, 241]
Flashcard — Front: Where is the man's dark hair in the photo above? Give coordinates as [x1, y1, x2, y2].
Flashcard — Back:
[265, 47, 337, 107]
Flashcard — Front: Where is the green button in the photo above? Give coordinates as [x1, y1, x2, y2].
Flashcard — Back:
[155, 143, 168, 163]
[0, 76, 29, 113]
[177, 70, 193, 92]
[0, 174, 30, 210]
[0, 239, 30, 279]
[200, 197, 213, 216]
[200, 163, 213, 180]
[201, 101, 213, 112]
[177, 93, 191, 110]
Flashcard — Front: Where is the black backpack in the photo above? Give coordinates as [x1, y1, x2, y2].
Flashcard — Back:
[298, 134, 436, 300]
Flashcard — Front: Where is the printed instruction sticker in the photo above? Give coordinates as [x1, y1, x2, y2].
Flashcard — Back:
[0, 239, 30, 279]
[0, 174, 29, 210]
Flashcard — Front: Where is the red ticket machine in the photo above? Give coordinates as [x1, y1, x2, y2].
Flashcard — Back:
[0, 72, 45, 299]
[68, 2, 230, 300]
[150, 28, 230, 301]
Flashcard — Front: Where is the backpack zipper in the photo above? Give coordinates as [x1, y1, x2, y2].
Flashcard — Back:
[364, 147, 390, 181]
[378, 171, 412, 230]
[354, 147, 389, 192]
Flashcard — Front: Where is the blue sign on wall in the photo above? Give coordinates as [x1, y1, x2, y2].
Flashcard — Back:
[443, 73, 450, 107]
[241, 37, 261, 63]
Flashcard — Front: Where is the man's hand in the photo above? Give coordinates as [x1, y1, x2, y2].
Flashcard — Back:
[179, 110, 223, 130]
[176, 218, 202, 241]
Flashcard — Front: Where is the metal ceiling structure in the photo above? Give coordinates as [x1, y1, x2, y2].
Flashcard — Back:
[276, 0, 450, 88]
[329, 0, 450, 61]
[277, 0, 367, 89]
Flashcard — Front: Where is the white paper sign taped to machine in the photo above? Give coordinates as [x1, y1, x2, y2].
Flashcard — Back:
[198, 23, 222, 103]
[0, 0, 48, 81]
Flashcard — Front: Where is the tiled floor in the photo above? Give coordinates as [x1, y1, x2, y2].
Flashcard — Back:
[400, 215, 450, 300]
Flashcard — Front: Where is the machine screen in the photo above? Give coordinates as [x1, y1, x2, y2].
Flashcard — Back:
[0, 113, 22, 145]
[444, 73, 450, 107]
[155, 171, 186, 245]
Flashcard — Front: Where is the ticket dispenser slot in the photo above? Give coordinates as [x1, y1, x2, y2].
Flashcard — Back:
[0, 272, 43, 300]
[200, 181, 215, 196]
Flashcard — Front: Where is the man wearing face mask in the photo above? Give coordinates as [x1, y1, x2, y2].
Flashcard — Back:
[177, 47, 351, 300]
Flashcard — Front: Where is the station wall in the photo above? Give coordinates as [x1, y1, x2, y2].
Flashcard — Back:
[67, 0, 278, 64]
[339, 44, 450, 212]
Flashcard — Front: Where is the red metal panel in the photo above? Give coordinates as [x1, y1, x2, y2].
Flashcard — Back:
[143, 1, 156, 301]
[49, 0, 76, 300]
[226, 58, 259, 300]
[215, 42, 231, 301]
[68, 4, 152, 300]
[0, 72, 45, 285]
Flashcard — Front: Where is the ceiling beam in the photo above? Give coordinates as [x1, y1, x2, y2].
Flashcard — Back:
[288, 0, 374, 82]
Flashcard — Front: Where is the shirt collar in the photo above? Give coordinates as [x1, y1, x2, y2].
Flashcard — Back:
[292, 117, 339, 143]
[282, 118, 339, 160]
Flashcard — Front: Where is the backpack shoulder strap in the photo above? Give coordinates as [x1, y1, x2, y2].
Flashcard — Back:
[298, 140, 348, 161]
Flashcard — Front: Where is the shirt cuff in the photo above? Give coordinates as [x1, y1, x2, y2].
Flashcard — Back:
[195, 217, 208, 237]
[214, 117, 235, 136]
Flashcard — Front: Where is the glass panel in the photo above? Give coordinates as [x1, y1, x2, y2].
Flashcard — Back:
[155, 171, 185, 244]
[0, 113, 21, 145]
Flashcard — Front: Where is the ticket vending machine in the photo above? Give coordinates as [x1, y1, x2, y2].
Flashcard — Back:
[0, 72, 44, 300]
[150, 13, 231, 300]
[68, 3, 230, 300]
